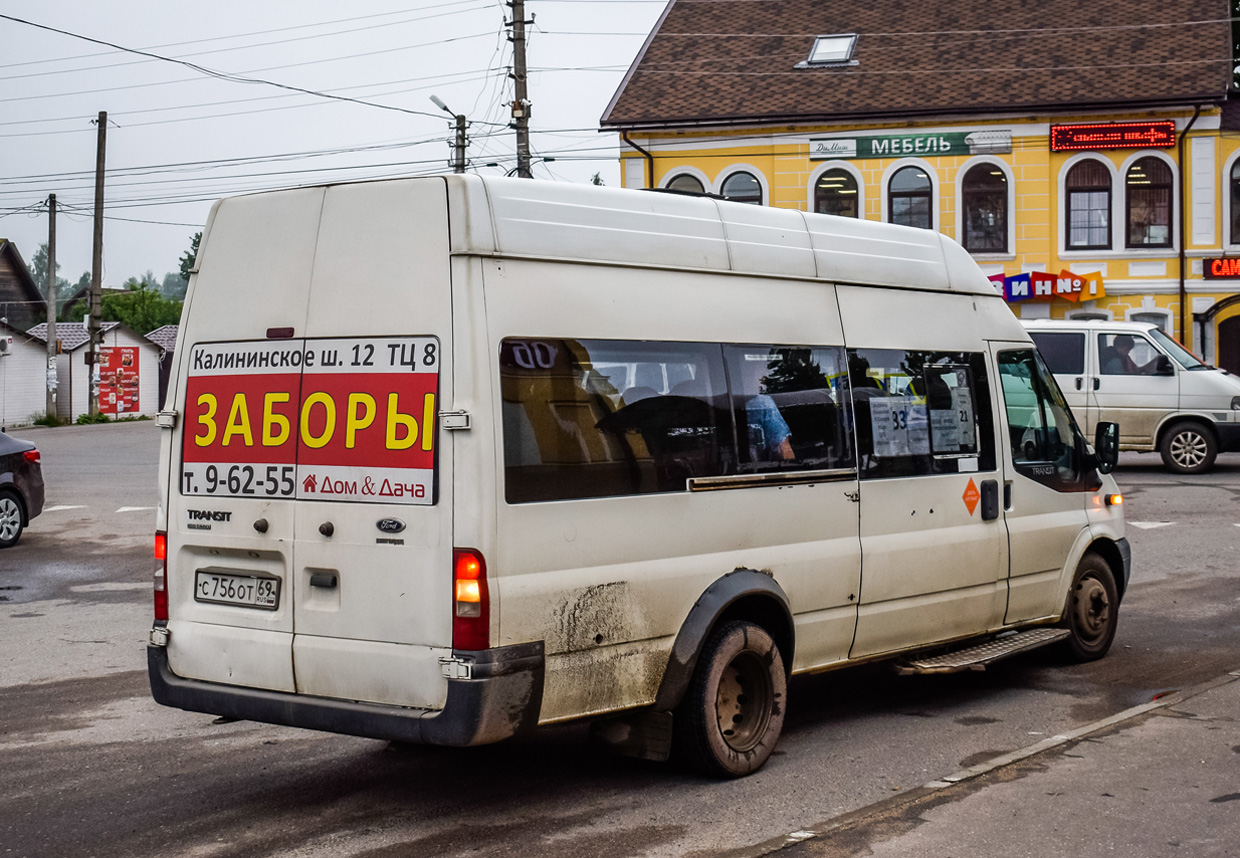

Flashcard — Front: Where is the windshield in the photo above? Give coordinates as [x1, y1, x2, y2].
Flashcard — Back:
[1149, 328, 1207, 369]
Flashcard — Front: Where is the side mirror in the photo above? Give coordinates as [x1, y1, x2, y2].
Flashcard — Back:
[1094, 421, 1119, 474]
[1156, 355, 1174, 376]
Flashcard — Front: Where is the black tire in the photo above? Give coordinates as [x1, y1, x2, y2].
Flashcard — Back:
[674, 620, 786, 778]
[1058, 553, 1119, 662]
[0, 489, 24, 549]
[1159, 421, 1217, 475]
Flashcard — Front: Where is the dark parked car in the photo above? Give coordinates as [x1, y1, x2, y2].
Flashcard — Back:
[0, 432, 44, 548]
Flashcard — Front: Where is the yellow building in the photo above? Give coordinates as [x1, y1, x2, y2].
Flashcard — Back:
[601, 0, 1240, 369]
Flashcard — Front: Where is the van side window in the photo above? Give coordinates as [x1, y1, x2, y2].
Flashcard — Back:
[1097, 333, 1162, 376]
[1028, 332, 1085, 375]
[847, 349, 995, 479]
[500, 339, 855, 503]
[723, 346, 854, 473]
[997, 349, 1083, 491]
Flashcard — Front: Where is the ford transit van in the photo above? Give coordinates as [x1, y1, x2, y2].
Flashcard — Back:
[1023, 319, 1240, 474]
[149, 176, 1128, 777]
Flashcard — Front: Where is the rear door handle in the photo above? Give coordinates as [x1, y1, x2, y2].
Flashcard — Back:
[1075, 376, 1083, 390]
[1093, 377, 1100, 391]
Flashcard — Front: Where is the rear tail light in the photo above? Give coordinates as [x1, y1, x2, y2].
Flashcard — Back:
[154, 531, 168, 622]
[23, 449, 40, 464]
[452, 548, 489, 651]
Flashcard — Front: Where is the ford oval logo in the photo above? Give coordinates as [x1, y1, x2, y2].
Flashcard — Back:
[376, 518, 406, 534]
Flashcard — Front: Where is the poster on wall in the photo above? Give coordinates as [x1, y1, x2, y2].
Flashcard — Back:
[100, 346, 140, 415]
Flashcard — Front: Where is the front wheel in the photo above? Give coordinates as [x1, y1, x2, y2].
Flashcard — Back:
[0, 490, 24, 548]
[1059, 553, 1119, 662]
[1160, 421, 1217, 474]
[674, 620, 786, 778]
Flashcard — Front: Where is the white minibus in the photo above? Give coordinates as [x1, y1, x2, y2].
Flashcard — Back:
[149, 176, 1128, 777]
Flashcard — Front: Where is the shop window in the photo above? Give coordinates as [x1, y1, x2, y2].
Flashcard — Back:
[997, 349, 1083, 492]
[1230, 161, 1240, 245]
[1027, 331, 1085, 375]
[961, 165, 1008, 253]
[1125, 157, 1172, 248]
[1065, 160, 1111, 250]
[666, 173, 705, 194]
[888, 167, 933, 230]
[813, 169, 859, 218]
[500, 338, 853, 503]
[847, 349, 995, 479]
[721, 171, 763, 205]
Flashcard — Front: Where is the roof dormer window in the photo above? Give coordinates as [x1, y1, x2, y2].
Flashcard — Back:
[802, 33, 857, 66]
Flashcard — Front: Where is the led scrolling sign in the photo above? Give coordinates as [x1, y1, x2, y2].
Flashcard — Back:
[1050, 121, 1177, 152]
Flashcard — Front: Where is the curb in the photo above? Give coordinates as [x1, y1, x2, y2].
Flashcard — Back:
[736, 666, 1240, 858]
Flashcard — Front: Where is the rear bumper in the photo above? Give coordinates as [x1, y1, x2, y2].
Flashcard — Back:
[148, 640, 544, 746]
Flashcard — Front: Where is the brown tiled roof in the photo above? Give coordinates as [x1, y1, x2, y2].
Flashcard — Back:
[144, 324, 178, 353]
[602, 0, 1232, 129]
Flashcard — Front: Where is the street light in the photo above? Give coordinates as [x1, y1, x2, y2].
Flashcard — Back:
[430, 96, 467, 174]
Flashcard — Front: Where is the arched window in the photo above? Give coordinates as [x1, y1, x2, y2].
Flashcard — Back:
[888, 166, 932, 229]
[1231, 161, 1240, 245]
[814, 169, 858, 217]
[1130, 311, 1170, 333]
[961, 165, 1008, 252]
[721, 171, 763, 205]
[666, 173, 705, 194]
[1126, 157, 1172, 248]
[1065, 160, 1111, 250]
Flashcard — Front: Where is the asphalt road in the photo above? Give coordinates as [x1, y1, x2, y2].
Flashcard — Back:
[2, 424, 1238, 858]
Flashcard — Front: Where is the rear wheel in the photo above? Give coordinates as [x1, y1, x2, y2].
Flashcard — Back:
[1059, 553, 1118, 662]
[674, 620, 786, 778]
[1160, 421, 1217, 474]
[0, 490, 24, 548]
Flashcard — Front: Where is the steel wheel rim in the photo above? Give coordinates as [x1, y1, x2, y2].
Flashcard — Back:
[0, 497, 20, 542]
[714, 650, 772, 752]
[1170, 431, 1208, 469]
[1071, 574, 1110, 645]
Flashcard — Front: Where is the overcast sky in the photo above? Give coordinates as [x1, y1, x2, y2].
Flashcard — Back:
[0, 0, 667, 293]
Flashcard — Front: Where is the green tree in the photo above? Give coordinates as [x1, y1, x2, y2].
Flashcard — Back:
[29, 243, 71, 300]
[179, 232, 201, 281]
[101, 279, 183, 333]
[161, 271, 188, 300]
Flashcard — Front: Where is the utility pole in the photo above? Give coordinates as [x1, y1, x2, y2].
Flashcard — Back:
[507, 0, 533, 178]
[45, 194, 57, 418]
[88, 111, 106, 417]
[430, 96, 468, 173]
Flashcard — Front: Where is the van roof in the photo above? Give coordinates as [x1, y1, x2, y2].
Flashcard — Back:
[1021, 319, 1159, 334]
[446, 175, 996, 295]
[205, 175, 999, 298]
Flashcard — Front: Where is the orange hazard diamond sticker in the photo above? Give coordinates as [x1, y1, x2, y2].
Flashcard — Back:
[962, 478, 980, 516]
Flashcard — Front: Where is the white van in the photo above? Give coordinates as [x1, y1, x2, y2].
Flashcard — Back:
[149, 176, 1128, 777]
[1022, 319, 1240, 474]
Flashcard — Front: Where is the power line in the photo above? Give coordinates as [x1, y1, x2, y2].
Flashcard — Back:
[0, 13, 448, 121]
[0, 1, 487, 70]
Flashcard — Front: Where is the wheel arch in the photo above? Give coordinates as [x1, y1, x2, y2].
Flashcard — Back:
[0, 481, 27, 526]
[1083, 537, 1129, 603]
[1155, 414, 1218, 450]
[652, 568, 794, 713]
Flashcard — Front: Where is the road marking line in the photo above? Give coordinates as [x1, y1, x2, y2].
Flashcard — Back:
[1128, 521, 1174, 529]
[41, 505, 86, 512]
[115, 506, 154, 513]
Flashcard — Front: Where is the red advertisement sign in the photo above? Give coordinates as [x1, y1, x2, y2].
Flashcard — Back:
[1050, 121, 1176, 152]
[100, 346, 140, 415]
[181, 337, 439, 505]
